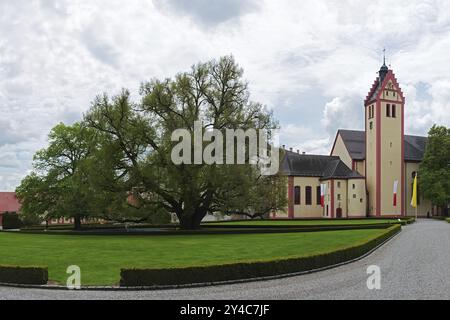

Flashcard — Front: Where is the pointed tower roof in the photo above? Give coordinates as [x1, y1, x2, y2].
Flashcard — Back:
[379, 49, 389, 83]
[365, 50, 404, 105]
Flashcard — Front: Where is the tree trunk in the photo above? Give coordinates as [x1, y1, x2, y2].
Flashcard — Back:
[74, 216, 82, 230]
[178, 210, 207, 230]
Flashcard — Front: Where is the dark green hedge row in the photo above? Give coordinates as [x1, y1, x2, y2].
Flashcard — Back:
[120, 225, 401, 287]
[203, 217, 413, 224]
[203, 222, 407, 229]
[21, 223, 178, 232]
[0, 265, 48, 285]
[15, 223, 392, 237]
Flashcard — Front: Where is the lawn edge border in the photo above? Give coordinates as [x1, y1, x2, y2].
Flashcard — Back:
[0, 225, 401, 291]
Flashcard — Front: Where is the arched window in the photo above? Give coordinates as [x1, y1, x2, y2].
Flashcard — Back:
[294, 186, 301, 205]
[305, 186, 312, 205]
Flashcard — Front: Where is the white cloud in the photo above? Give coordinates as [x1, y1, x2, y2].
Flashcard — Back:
[0, 0, 450, 190]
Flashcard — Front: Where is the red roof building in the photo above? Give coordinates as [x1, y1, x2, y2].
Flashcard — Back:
[0, 192, 21, 228]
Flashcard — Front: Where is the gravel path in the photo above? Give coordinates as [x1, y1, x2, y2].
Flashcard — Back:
[1, 219, 449, 300]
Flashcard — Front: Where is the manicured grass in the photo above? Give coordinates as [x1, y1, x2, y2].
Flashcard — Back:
[0, 228, 388, 285]
[206, 219, 403, 226]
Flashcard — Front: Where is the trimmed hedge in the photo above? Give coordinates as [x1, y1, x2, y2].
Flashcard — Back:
[120, 224, 401, 287]
[0, 265, 48, 285]
[16, 223, 393, 237]
[203, 221, 408, 229]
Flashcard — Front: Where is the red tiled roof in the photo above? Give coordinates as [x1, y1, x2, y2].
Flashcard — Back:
[0, 192, 21, 213]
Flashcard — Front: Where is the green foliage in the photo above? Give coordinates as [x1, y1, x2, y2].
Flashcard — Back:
[2, 212, 22, 229]
[84, 56, 284, 229]
[120, 225, 401, 287]
[16, 123, 98, 229]
[0, 265, 48, 285]
[420, 125, 450, 207]
[16, 56, 285, 229]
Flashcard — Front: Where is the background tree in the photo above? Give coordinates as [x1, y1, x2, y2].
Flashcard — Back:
[85, 56, 285, 229]
[16, 123, 96, 229]
[420, 125, 450, 215]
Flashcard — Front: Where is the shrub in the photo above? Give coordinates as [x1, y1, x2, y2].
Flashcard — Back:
[120, 225, 400, 287]
[0, 265, 48, 285]
[2, 212, 23, 230]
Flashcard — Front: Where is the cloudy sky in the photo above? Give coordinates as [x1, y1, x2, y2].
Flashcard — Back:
[1, 0, 450, 191]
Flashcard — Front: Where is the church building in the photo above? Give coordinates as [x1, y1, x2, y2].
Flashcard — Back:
[278, 61, 437, 219]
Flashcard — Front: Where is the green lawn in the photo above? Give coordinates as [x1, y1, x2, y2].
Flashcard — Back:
[205, 219, 403, 226]
[0, 228, 388, 285]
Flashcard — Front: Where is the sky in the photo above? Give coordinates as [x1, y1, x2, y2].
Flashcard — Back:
[1, 0, 450, 191]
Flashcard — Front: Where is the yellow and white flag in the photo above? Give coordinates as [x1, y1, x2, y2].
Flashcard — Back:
[411, 174, 418, 208]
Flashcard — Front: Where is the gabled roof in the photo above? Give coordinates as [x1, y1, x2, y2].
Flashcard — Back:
[404, 135, 428, 162]
[280, 151, 363, 180]
[321, 159, 364, 180]
[336, 130, 427, 162]
[0, 192, 21, 213]
[337, 130, 366, 160]
[365, 69, 405, 105]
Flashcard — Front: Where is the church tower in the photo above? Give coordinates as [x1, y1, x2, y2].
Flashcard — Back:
[364, 57, 405, 217]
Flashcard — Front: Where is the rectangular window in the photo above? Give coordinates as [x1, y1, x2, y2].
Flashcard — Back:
[369, 122, 373, 130]
[386, 104, 391, 117]
[305, 186, 312, 205]
[337, 181, 341, 188]
[352, 184, 356, 189]
[368, 105, 374, 119]
[353, 194, 357, 199]
[294, 186, 301, 205]
[392, 104, 396, 118]
[316, 186, 321, 205]
[337, 194, 341, 201]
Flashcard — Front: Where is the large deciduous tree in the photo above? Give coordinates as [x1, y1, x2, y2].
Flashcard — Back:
[85, 56, 285, 229]
[420, 125, 450, 214]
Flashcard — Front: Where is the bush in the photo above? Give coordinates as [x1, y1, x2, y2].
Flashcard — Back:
[446, 218, 450, 223]
[20, 214, 44, 228]
[2, 212, 23, 230]
[120, 225, 401, 287]
[0, 265, 48, 285]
